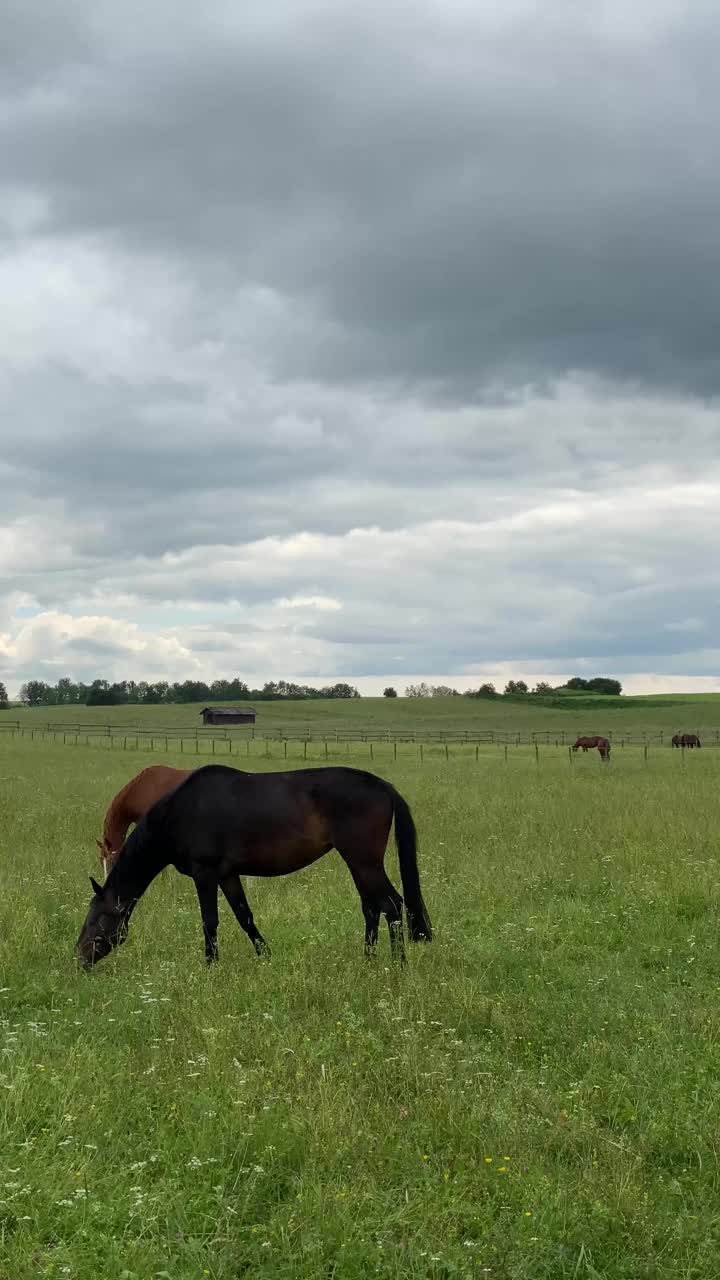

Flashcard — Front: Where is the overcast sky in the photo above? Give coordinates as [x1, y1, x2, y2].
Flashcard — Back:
[2, 0, 720, 696]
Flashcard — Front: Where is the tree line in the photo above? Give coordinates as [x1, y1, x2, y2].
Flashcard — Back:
[12, 677, 361, 707]
[395, 676, 622, 698]
[0, 673, 622, 708]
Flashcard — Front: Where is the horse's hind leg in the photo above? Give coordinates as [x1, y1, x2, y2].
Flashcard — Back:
[342, 854, 406, 963]
[193, 873, 220, 963]
[220, 875, 270, 957]
[381, 875, 406, 964]
[360, 899, 380, 955]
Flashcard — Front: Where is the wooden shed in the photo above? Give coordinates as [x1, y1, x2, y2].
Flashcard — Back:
[200, 706, 256, 726]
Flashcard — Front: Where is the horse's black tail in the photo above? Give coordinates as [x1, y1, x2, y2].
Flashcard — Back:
[391, 788, 432, 942]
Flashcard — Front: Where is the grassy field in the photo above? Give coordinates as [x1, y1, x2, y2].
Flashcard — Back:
[4, 691, 720, 741]
[2, 734, 720, 1277]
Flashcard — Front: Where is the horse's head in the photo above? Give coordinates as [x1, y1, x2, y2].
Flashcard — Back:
[75, 876, 131, 969]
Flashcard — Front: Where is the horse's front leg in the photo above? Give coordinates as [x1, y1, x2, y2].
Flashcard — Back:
[193, 872, 220, 963]
[220, 875, 270, 957]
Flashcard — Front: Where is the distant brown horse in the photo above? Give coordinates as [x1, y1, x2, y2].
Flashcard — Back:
[573, 735, 611, 760]
[672, 733, 701, 749]
[97, 765, 193, 874]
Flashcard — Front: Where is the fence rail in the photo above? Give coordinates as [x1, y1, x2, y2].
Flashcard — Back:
[0, 721, 717, 753]
[0, 720, 718, 746]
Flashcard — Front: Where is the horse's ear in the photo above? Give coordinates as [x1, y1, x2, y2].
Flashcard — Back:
[90, 876, 104, 897]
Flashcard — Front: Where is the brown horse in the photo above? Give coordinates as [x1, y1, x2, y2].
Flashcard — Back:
[77, 764, 432, 968]
[573, 735, 611, 760]
[672, 733, 701, 749]
[97, 765, 193, 874]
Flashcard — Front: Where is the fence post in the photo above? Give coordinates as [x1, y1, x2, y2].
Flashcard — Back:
[370, 743, 374, 761]
[644, 743, 648, 762]
[475, 744, 479, 761]
[568, 746, 573, 765]
[535, 742, 539, 765]
[394, 742, 397, 761]
[504, 744, 508, 763]
[324, 741, 328, 760]
[420, 744, 424, 764]
[304, 740, 307, 760]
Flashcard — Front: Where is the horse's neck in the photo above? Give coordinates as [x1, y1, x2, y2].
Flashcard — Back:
[104, 805, 129, 850]
[104, 788, 135, 849]
[105, 829, 167, 905]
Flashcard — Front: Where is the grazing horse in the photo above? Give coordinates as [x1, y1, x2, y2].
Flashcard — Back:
[671, 733, 682, 748]
[572, 735, 611, 760]
[96, 765, 193, 875]
[76, 764, 431, 969]
[675, 733, 701, 749]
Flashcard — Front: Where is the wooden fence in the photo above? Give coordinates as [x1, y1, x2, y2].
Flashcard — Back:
[0, 721, 714, 766]
[0, 721, 715, 747]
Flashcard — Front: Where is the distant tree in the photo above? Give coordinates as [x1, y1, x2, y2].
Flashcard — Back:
[431, 685, 459, 697]
[405, 682, 432, 698]
[586, 677, 622, 695]
[321, 683, 360, 699]
[383, 687, 398, 698]
[504, 680, 528, 695]
[19, 680, 50, 706]
[86, 680, 118, 706]
[564, 677, 588, 691]
[0, 682, 8, 710]
[56, 676, 78, 704]
[532, 682, 553, 695]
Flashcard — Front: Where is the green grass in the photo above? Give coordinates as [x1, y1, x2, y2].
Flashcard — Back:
[2, 736, 720, 1277]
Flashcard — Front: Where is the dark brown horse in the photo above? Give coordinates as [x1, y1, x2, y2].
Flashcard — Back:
[573, 735, 611, 760]
[672, 733, 701, 748]
[77, 764, 431, 968]
[96, 765, 193, 874]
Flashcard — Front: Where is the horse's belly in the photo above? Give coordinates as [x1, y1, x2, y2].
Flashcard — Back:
[234, 838, 333, 878]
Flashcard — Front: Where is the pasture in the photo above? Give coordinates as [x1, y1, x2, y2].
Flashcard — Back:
[6, 690, 720, 742]
[1, 732, 720, 1277]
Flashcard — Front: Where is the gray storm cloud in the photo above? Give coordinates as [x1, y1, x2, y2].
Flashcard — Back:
[1, 0, 719, 690]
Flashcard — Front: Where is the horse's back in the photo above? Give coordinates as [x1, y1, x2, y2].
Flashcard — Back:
[144, 764, 394, 879]
[163, 764, 391, 821]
